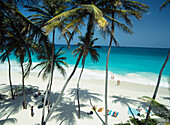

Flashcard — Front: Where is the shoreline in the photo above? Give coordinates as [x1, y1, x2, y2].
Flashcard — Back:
[0, 62, 169, 88]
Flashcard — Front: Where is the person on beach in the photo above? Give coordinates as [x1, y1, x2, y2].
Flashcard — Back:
[136, 106, 142, 116]
[117, 80, 120, 86]
[87, 111, 93, 115]
[34, 90, 41, 98]
[111, 76, 114, 80]
[92, 105, 97, 111]
[31, 106, 34, 117]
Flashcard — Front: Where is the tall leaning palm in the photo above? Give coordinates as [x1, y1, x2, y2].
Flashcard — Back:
[42, 2, 120, 124]
[0, 0, 49, 102]
[0, 16, 15, 100]
[0, 53, 15, 100]
[145, 49, 170, 125]
[43, 4, 113, 125]
[32, 47, 68, 111]
[72, 34, 101, 119]
[25, 0, 71, 120]
[98, 0, 149, 123]
[0, 17, 37, 109]
[145, 2, 169, 124]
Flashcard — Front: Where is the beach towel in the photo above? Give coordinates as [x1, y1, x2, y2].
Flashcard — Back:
[112, 111, 119, 117]
[98, 107, 104, 112]
[128, 107, 140, 116]
[108, 110, 112, 115]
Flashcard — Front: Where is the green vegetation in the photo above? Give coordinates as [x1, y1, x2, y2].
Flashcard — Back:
[140, 96, 170, 122]
[130, 118, 158, 125]
[115, 117, 158, 125]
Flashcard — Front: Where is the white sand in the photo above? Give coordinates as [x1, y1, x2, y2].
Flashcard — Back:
[0, 70, 169, 125]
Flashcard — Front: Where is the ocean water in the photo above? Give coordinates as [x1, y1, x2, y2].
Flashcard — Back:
[0, 45, 170, 88]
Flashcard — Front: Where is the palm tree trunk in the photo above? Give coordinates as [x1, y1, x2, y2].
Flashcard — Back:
[145, 49, 170, 125]
[77, 61, 85, 119]
[21, 61, 26, 109]
[42, 53, 83, 125]
[7, 56, 14, 100]
[47, 28, 55, 112]
[86, 14, 94, 43]
[47, 73, 53, 112]
[105, 13, 114, 125]
[41, 28, 55, 124]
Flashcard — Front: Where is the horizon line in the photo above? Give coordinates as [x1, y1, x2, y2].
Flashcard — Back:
[54, 44, 170, 49]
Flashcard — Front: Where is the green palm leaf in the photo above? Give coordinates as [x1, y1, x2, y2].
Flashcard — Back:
[160, 0, 170, 10]
[139, 96, 170, 121]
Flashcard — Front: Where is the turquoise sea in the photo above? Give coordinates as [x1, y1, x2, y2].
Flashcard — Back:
[0, 45, 170, 88]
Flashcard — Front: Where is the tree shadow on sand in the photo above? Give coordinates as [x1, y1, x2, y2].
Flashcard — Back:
[161, 96, 170, 100]
[32, 91, 65, 109]
[68, 88, 104, 124]
[0, 84, 39, 125]
[111, 95, 139, 107]
[0, 95, 33, 124]
[49, 88, 103, 125]
[50, 99, 90, 125]
[68, 88, 103, 104]
[111, 95, 149, 119]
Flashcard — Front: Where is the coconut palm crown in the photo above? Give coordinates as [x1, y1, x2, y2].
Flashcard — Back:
[72, 34, 101, 65]
[32, 47, 68, 80]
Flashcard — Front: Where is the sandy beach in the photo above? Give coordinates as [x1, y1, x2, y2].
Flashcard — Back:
[0, 70, 169, 125]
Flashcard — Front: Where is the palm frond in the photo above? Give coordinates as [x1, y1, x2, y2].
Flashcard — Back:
[105, 14, 133, 34]
[160, 0, 170, 10]
[139, 96, 170, 121]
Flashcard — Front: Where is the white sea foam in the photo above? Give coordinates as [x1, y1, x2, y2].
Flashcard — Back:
[62, 65, 169, 88]
[111, 72, 169, 88]
[0, 62, 169, 88]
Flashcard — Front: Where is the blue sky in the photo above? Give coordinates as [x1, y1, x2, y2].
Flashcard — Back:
[113, 0, 170, 48]
[22, 0, 170, 48]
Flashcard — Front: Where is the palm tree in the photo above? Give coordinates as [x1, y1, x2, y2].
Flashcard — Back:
[0, 15, 15, 100]
[160, 0, 170, 10]
[24, 0, 74, 122]
[0, 9, 40, 109]
[72, 34, 101, 119]
[1, 0, 50, 47]
[43, 3, 114, 124]
[42, 1, 122, 124]
[0, 0, 51, 105]
[32, 47, 68, 111]
[145, 2, 169, 123]
[97, 1, 149, 123]
[140, 96, 170, 122]
[0, 54, 15, 100]
[145, 49, 170, 125]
